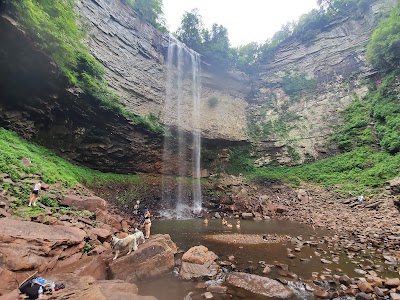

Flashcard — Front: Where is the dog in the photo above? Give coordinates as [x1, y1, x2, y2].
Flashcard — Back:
[110, 228, 145, 260]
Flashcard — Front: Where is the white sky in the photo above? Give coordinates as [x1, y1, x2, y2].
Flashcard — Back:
[163, 0, 319, 47]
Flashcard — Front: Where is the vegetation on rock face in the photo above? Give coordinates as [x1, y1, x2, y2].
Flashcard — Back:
[0, 128, 142, 199]
[121, 0, 166, 31]
[281, 70, 317, 97]
[367, 2, 400, 71]
[2, 0, 167, 135]
[250, 146, 400, 195]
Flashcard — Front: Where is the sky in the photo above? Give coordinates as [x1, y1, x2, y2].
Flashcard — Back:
[162, 0, 319, 47]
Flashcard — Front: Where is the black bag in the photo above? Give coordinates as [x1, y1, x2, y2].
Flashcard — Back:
[19, 279, 41, 299]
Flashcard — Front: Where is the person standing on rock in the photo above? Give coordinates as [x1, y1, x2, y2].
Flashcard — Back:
[28, 181, 42, 207]
[144, 208, 151, 239]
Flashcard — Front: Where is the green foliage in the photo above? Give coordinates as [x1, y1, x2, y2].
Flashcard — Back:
[287, 146, 301, 162]
[333, 74, 400, 153]
[250, 147, 400, 195]
[367, 3, 400, 71]
[234, 42, 260, 73]
[176, 10, 234, 70]
[0, 128, 142, 192]
[208, 97, 219, 108]
[281, 70, 317, 97]
[176, 9, 204, 51]
[40, 196, 59, 207]
[123, 0, 166, 31]
[248, 111, 299, 141]
[6, 0, 165, 135]
[226, 146, 255, 176]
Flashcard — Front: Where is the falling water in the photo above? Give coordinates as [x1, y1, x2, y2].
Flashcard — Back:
[162, 36, 202, 218]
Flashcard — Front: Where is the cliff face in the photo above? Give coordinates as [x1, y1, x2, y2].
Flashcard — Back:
[0, 0, 396, 174]
[0, 15, 164, 174]
[79, 0, 249, 142]
[249, 0, 397, 165]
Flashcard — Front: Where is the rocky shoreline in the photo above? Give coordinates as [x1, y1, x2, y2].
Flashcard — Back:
[0, 173, 399, 299]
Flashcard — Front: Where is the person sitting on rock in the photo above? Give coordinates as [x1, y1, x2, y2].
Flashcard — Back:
[236, 219, 241, 229]
[222, 218, 228, 226]
[29, 181, 42, 207]
[203, 218, 209, 225]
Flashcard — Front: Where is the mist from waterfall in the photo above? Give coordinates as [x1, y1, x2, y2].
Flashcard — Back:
[162, 36, 202, 219]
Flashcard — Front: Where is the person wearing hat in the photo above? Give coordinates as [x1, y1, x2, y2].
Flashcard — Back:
[144, 208, 151, 239]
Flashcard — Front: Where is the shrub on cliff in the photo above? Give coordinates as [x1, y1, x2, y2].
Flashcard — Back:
[367, 3, 400, 71]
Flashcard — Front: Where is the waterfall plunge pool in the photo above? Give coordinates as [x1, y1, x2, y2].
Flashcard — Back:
[136, 219, 395, 300]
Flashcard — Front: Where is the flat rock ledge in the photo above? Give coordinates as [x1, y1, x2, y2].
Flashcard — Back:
[225, 272, 294, 299]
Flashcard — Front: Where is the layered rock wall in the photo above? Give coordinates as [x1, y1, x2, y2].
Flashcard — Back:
[250, 0, 397, 165]
[79, 0, 249, 141]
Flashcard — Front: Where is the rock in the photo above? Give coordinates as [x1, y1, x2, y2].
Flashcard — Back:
[385, 278, 400, 287]
[110, 234, 177, 282]
[20, 157, 32, 166]
[62, 194, 107, 212]
[354, 269, 367, 275]
[321, 259, 332, 264]
[297, 189, 309, 202]
[241, 212, 253, 220]
[203, 292, 213, 299]
[180, 245, 219, 280]
[89, 228, 111, 243]
[389, 177, 400, 195]
[373, 287, 385, 297]
[390, 293, 400, 300]
[262, 266, 272, 274]
[0, 208, 11, 218]
[0, 218, 86, 293]
[355, 292, 373, 300]
[357, 281, 373, 293]
[225, 272, 293, 299]
[207, 285, 227, 294]
[313, 289, 330, 299]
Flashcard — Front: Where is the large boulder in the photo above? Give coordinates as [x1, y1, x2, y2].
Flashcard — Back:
[62, 194, 107, 212]
[297, 189, 309, 202]
[109, 234, 177, 282]
[0, 218, 86, 293]
[225, 272, 294, 299]
[389, 178, 400, 195]
[180, 245, 219, 280]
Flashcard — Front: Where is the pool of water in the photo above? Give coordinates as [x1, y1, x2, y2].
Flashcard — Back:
[136, 219, 393, 300]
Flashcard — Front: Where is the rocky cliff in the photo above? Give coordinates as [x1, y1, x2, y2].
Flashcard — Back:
[0, 0, 397, 173]
[79, 0, 249, 142]
[249, 0, 397, 165]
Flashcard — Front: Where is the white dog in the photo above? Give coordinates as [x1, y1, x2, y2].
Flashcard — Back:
[110, 228, 145, 260]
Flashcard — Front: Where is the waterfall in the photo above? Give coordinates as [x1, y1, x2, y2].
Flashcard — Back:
[162, 36, 202, 218]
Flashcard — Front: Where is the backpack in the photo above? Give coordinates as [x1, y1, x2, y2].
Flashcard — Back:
[19, 279, 41, 299]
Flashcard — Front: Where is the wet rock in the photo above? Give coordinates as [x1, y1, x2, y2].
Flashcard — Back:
[354, 269, 367, 275]
[207, 285, 227, 294]
[241, 212, 253, 220]
[180, 245, 219, 280]
[203, 291, 213, 299]
[110, 234, 177, 282]
[262, 266, 272, 274]
[226, 272, 293, 299]
[321, 259, 332, 264]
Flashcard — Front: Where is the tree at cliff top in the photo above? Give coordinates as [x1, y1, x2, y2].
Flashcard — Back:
[122, 0, 166, 31]
[367, 2, 400, 71]
[176, 9, 234, 70]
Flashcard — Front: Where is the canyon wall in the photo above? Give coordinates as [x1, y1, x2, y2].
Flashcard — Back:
[0, 0, 397, 173]
[249, 0, 397, 165]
